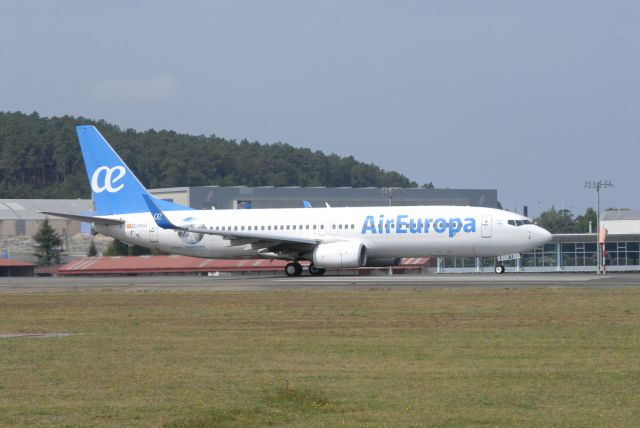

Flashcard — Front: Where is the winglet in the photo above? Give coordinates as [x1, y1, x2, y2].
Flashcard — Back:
[142, 194, 180, 230]
[303, 200, 312, 208]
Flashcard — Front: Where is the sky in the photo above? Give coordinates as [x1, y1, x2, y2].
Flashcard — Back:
[1, 0, 639, 217]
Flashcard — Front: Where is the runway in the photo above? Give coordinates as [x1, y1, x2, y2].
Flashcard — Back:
[1, 272, 640, 292]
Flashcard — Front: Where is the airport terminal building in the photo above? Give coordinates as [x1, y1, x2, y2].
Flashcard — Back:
[438, 209, 640, 273]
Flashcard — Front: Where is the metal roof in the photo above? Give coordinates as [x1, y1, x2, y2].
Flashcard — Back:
[601, 210, 640, 221]
[0, 199, 93, 220]
[0, 258, 35, 267]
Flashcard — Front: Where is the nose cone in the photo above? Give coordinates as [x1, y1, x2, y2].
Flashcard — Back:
[533, 226, 553, 246]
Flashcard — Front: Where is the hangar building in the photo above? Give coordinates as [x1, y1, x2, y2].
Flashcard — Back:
[0, 187, 497, 237]
[150, 186, 498, 210]
[0, 199, 93, 236]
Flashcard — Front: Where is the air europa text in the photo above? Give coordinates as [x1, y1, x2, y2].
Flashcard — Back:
[361, 215, 476, 237]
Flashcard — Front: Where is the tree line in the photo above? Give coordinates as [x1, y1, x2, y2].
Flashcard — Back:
[534, 207, 598, 234]
[0, 111, 420, 199]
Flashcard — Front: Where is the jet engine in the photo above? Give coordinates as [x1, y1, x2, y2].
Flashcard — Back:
[365, 258, 401, 267]
[312, 241, 367, 268]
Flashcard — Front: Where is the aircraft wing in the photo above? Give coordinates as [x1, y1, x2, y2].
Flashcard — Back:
[39, 211, 124, 226]
[142, 195, 324, 248]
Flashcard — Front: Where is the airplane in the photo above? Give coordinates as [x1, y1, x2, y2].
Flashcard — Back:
[43, 125, 552, 276]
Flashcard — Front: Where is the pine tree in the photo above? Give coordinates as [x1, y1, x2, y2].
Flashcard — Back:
[33, 219, 63, 265]
[88, 239, 98, 256]
[103, 239, 128, 256]
[103, 239, 151, 256]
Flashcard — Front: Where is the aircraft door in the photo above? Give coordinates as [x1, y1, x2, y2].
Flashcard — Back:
[149, 224, 159, 243]
[481, 215, 492, 238]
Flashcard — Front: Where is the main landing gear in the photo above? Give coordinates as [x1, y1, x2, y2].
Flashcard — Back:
[494, 264, 505, 274]
[284, 262, 326, 277]
[285, 262, 303, 277]
[308, 263, 326, 277]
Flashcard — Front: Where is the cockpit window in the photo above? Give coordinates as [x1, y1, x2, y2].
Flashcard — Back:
[508, 219, 533, 227]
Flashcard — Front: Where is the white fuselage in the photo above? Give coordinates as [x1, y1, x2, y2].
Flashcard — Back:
[96, 205, 551, 260]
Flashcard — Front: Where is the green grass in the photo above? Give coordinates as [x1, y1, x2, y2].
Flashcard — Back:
[0, 288, 639, 426]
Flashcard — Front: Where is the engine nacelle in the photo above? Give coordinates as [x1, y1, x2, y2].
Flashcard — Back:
[365, 257, 401, 267]
[312, 241, 367, 269]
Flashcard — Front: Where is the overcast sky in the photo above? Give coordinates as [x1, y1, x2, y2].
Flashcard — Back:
[1, 0, 639, 217]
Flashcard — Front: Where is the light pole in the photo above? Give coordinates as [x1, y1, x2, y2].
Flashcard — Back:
[380, 187, 394, 206]
[584, 180, 613, 274]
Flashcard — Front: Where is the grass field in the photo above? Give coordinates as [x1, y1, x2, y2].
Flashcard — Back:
[1, 287, 639, 427]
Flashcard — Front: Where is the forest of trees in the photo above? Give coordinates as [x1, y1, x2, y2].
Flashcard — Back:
[0, 111, 419, 198]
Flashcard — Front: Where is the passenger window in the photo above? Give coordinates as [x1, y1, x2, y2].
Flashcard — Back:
[293, 225, 296, 230]
[351, 225, 355, 229]
[234, 226, 238, 231]
[313, 225, 317, 229]
[306, 225, 309, 230]
[286, 225, 290, 230]
[339, 225, 342, 229]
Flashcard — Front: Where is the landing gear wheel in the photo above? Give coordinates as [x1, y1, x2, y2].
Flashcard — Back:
[308, 264, 326, 277]
[494, 264, 505, 274]
[285, 262, 303, 277]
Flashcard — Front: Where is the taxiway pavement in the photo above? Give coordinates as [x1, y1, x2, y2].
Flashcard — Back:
[1, 273, 640, 293]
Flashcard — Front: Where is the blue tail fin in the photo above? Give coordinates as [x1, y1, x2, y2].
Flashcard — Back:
[76, 125, 191, 215]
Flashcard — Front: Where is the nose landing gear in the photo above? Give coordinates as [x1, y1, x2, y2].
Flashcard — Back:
[494, 264, 505, 274]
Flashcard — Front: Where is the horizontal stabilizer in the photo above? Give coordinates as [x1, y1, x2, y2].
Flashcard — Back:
[39, 211, 124, 226]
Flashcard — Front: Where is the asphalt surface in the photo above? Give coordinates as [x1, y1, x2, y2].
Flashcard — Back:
[1, 273, 640, 292]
